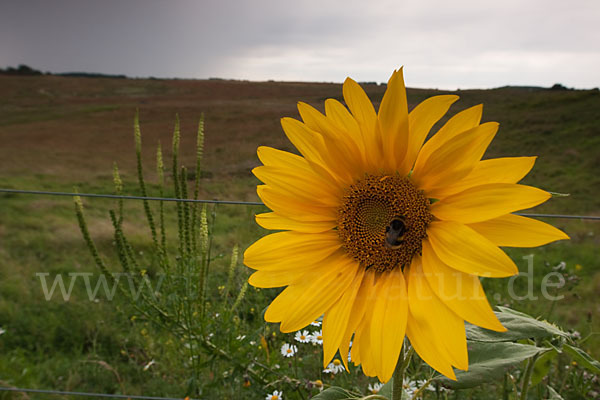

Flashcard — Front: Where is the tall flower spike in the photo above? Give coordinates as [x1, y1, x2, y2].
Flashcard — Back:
[244, 68, 569, 382]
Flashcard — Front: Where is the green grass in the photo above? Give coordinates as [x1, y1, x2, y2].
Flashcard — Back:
[0, 76, 599, 399]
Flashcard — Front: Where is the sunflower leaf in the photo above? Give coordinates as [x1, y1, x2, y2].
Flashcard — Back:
[562, 343, 600, 374]
[465, 307, 569, 342]
[378, 378, 414, 399]
[311, 386, 360, 399]
[546, 386, 565, 399]
[531, 349, 558, 386]
[436, 341, 550, 389]
[378, 380, 392, 398]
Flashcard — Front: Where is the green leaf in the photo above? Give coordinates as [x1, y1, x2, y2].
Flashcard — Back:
[311, 386, 360, 400]
[436, 341, 550, 389]
[379, 379, 392, 399]
[563, 343, 600, 374]
[466, 307, 568, 342]
[377, 375, 416, 399]
[546, 385, 565, 399]
[531, 349, 558, 386]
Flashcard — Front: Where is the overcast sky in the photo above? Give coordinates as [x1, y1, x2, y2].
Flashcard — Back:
[2, 0, 599, 89]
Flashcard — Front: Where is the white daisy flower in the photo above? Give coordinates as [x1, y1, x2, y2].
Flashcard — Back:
[418, 380, 449, 393]
[313, 379, 324, 392]
[323, 359, 345, 374]
[403, 378, 417, 397]
[368, 382, 383, 394]
[294, 330, 310, 343]
[417, 379, 434, 392]
[280, 343, 297, 357]
[265, 390, 283, 400]
[309, 330, 323, 345]
[310, 319, 322, 327]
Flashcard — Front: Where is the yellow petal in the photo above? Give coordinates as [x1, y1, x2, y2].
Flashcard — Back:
[430, 183, 551, 224]
[427, 221, 519, 277]
[280, 117, 328, 168]
[340, 269, 375, 370]
[369, 268, 408, 382]
[298, 101, 339, 138]
[343, 78, 377, 135]
[410, 258, 468, 371]
[265, 253, 359, 332]
[468, 214, 569, 247]
[299, 101, 363, 160]
[427, 156, 537, 199]
[257, 145, 308, 169]
[280, 117, 351, 184]
[412, 122, 499, 192]
[297, 102, 362, 183]
[400, 95, 459, 175]
[343, 77, 382, 172]
[356, 316, 377, 377]
[422, 240, 505, 332]
[324, 98, 366, 159]
[351, 318, 366, 371]
[406, 259, 460, 378]
[417, 104, 483, 160]
[406, 314, 457, 380]
[257, 146, 339, 186]
[244, 230, 341, 271]
[257, 185, 337, 222]
[253, 165, 341, 207]
[248, 265, 320, 288]
[408, 259, 468, 371]
[255, 212, 336, 233]
[378, 68, 409, 173]
[322, 267, 365, 367]
[349, 323, 362, 365]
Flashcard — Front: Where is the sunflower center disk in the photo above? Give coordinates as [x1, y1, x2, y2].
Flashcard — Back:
[337, 174, 433, 272]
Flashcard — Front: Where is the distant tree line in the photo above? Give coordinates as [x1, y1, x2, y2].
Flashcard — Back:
[0, 64, 127, 79]
[0, 64, 44, 75]
[1, 65, 595, 91]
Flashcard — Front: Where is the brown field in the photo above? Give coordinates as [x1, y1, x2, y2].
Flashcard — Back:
[1, 74, 599, 213]
[0, 75, 386, 199]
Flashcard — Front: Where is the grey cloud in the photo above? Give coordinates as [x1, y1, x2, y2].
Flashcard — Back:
[1, 0, 598, 88]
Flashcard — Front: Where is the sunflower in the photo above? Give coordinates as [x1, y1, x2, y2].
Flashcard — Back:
[244, 68, 568, 382]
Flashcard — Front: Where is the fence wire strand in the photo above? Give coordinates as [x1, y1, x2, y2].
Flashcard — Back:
[1, 188, 599, 220]
[0, 188, 263, 206]
[0, 386, 197, 400]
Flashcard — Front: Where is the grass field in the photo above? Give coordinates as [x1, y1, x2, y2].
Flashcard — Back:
[0, 75, 598, 399]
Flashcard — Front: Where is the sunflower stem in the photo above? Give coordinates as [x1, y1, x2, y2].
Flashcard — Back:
[519, 352, 540, 400]
[391, 342, 406, 400]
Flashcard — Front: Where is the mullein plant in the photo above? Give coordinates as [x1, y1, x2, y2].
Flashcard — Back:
[75, 112, 361, 399]
[74, 113, 261, 397]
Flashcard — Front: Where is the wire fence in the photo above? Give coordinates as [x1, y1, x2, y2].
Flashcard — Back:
[0, 186, 597, 399]
[1, 188, 599, 220]
[0, 188, 263, 206]
[0, 386, 197, 400]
